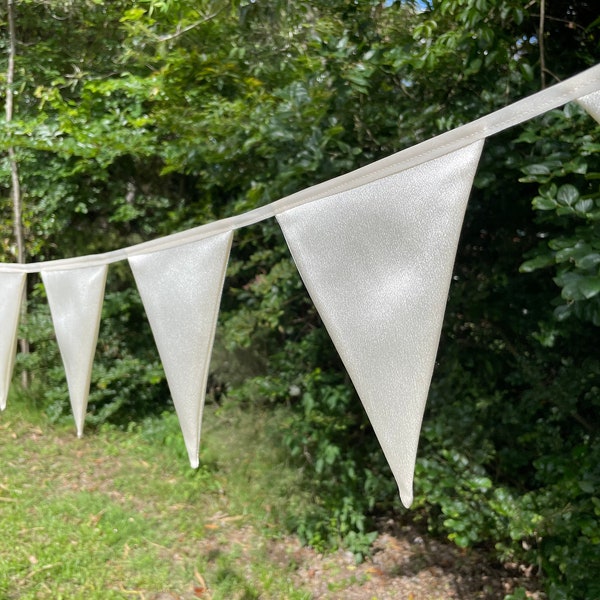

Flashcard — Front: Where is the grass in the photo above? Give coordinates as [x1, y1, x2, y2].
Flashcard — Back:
[0, 393, 315, 600]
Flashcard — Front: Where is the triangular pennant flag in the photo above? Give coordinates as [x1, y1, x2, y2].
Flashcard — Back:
[128, 231, 233, 468]
[277, 141, 484, 507]
[0, 272, 26, 411]
[41, 265, 107, 437]
[577, 90, 600, 124]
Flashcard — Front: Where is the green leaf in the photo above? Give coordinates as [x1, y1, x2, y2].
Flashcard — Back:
[563, 157, 588, 174]
[120, 7, 146, 22]
[555, 242, 592, 264]
[516, 129, 539, 144]
[532, 195, 557, 210]
[556, 184, 580, 206]
[578, 276, 600, 300]
[553, 304, 573, 321]
[519, 254, 554, 272]
[563, 102, 580, 119]
[579, 480, 596, 494]
[575, 198, 594, 214]
[470, 476, 492, 491]
[520, 62, 534, 81]
[556, 206, 575, 216]
[555, 272, 585, 300]
[576, 253, 600, 270]
[465, 58, 482, 75]
[522, 163, 551, 176]
[539, 182, 557, 199]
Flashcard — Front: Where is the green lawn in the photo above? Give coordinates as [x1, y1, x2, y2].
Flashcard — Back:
[0, 395, 313, 600]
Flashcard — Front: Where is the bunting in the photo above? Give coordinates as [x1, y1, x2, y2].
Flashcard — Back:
[1, 64, 600, 507]
[41, 265, 108, 437]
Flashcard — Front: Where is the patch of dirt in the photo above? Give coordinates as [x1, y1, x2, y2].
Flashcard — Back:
[268, 527, 540, 599]
[186, 515, 542, 600]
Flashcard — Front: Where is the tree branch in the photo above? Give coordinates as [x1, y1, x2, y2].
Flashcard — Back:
[156, 9, 224, 43]
[539, 0, 546, 89]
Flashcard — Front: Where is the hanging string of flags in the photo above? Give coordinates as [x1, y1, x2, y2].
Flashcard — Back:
[1, 65, 600, 508]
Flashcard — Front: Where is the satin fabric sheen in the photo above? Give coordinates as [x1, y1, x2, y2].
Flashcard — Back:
[41, 265, 108, 437]
[128, 232, 233, 468]
[277, 142, 484, 507]
[577, 90, 600, 124]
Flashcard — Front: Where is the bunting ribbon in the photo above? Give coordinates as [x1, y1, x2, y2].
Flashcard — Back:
[1, 64, 600, 507]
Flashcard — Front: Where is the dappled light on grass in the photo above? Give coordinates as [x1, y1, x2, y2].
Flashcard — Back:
[0, 397, 542, 599]
[0, 398, 311, 599]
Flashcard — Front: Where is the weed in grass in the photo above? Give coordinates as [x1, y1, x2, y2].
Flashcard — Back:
[326, 572, 369, 592]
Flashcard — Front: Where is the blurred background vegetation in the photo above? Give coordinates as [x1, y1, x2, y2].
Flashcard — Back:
[0, 1, 599, 597]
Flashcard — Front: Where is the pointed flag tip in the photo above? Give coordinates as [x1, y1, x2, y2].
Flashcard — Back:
[400, 489, 414, 509]
[189, 456, 200, 469]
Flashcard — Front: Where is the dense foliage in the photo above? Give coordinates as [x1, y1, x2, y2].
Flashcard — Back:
[1, 1, 598, 597]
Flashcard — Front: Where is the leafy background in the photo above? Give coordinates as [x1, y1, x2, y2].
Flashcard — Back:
[1, 1, 599, 598]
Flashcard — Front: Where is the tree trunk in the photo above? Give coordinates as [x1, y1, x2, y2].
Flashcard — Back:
[539, 0, 546, 89]
[6, 0, 29, 387]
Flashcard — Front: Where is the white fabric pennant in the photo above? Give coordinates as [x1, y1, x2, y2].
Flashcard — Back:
[128, 231, 233, 469]
[577, 90, 600, 124]
[0, 272, 26, 410]
[277, 141, 484, 508]
[41, 265, 107, 437]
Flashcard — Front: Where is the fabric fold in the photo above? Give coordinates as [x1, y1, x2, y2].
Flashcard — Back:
[41, 265, 108, 437]
[277, 141, 484, 508]
[128, 231, 233, 468]
[0, 272, 26, 410]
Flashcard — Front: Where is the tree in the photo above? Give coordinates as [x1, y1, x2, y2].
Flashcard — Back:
[4, 0, 29, 385]
[4, 0, 23, 264]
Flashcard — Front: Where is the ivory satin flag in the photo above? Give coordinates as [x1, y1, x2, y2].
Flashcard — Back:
[41, 265, 108, 437]
[128, 232, 233, 469]
[277, 142, 484, 507]
[0, 272, 26, 411]
[577, 90, 600, 124]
